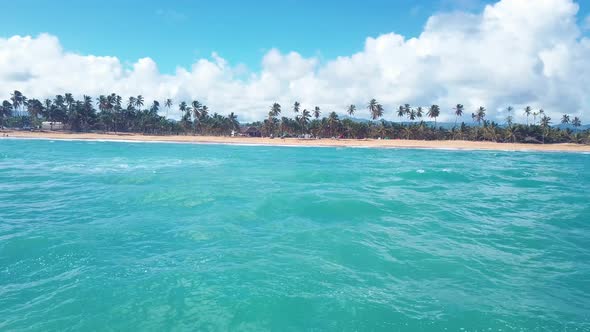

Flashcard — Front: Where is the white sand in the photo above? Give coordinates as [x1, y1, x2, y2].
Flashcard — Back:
[3, 131, 589, 153]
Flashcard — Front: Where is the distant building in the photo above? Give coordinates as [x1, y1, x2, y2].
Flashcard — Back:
[41, 122, 65, 131]
[240, 126, 261, 137]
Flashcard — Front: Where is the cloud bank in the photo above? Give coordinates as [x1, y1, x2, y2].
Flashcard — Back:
[1, 0, 589, 122]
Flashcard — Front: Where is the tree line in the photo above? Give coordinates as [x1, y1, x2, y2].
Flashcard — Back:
[1, 90, 588, 144]
[1, 90, 238, 135]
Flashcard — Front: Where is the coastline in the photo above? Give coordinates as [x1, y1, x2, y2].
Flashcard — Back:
[2, 130, 589, 153]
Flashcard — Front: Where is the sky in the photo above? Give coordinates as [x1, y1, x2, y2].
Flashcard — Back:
[0, 0, 508, 73]
[1, 0, 590, 122]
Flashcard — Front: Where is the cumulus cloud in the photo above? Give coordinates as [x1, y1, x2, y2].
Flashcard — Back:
[1, 0, 589, 123]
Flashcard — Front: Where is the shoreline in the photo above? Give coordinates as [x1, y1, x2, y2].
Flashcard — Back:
[2, 130, 589, 153]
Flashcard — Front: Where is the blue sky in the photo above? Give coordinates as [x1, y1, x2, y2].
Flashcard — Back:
[2, 0, 590, 122]
[3, 0, 587, 73]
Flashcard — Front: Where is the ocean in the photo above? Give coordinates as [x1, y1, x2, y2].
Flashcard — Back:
[1, 138, 589, 331]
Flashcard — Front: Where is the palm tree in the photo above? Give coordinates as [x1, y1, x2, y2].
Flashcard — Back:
[115, 95, 122, 109]
[397, 106, 405, 120]
[540, 115, 551, 143]
[540, 115, 551, 128]
[367, 99, 379, 120]
[368, 99, 383, 120]
[473, 106, 486, 126]
[524, 106, 532, 126]
[293, 101, 300, 114]
[107, 93, 117, 108]
[505, 124, 517, 143]
[178, 101, 188, 114]
[402, 104, 411, 115]
[270, 103, 281, 117]
[328, 112, 340, 137]
[378, 104, 385, 119]
[0, 100, 13, 128]
[135, 95, 144, 110]
[561, 114, 570, 125]
[83, 95, 93, 107]
[265, 110, 277, 136]
[97, 95, 106, 111]
[80, 95, 94, 130]
[2, 100, 13, 115]
[572, 116, 582, 128]
[408, 109, 416, 122]
[10, 90, 22, 108]
[178, 101, 190, 130]
[101, 94, 116, 130]
[454, 104, 464, 128]
[27, 99, 43, 127]
[55, 94, 65, 108]
[228, 112, 239, 131]
[478, 107, 487, 125]
[64, 93, 74, 111]
[113, 94, 124, 129]
[164, 98, 173, 118]
[10, 90, 25, 116]
[299, 109, 311, 132]
[150, 100, 160, 113]
[415, 107, 423, 120]
[347, 104, 356, 116]
[200, 105, 209, 119]
[532, 111, 539, 125]
[427, 104, 440, 127]
[313, 106, 321, 119]
[179, 102, 190, 124]
[127, 96, 136, 110]
[505, 106, 514, 126]
[192, 100, 202, 118]
[191, 100, 202, 133]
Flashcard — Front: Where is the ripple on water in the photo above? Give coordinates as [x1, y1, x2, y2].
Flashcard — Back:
[0, 139, 589, 331]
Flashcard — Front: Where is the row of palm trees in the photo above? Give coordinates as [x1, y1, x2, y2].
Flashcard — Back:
[269, 99, 583, 130]
[1, 91, 240, 135]
[1, 91, 587, 144]
[249, 99, 586, 143]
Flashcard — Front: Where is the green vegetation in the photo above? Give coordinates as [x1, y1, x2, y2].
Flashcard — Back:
[1, 90, 588, 144]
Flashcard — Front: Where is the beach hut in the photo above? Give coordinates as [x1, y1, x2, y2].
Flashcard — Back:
[240, 126, 261, 137]
[41, 122, 65, 131]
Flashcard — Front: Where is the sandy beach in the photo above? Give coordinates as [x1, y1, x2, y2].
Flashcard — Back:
[2, 130, 589, 152]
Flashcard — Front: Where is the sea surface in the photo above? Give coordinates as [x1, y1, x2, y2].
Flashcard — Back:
[0, 138, 589, 331]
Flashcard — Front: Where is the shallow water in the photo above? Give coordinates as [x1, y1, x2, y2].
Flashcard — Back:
[1, 139, 589, 331]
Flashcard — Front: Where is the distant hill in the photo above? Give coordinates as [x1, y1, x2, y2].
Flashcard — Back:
[554, 123, 590, 131]
[340, 117, 589, 130]
[241, 115, 588, 131]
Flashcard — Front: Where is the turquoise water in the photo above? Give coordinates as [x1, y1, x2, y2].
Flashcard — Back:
[1, 139, 589, 331]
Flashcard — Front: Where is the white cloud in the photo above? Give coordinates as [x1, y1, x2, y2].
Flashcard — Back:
[1, 0, 589, 123]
